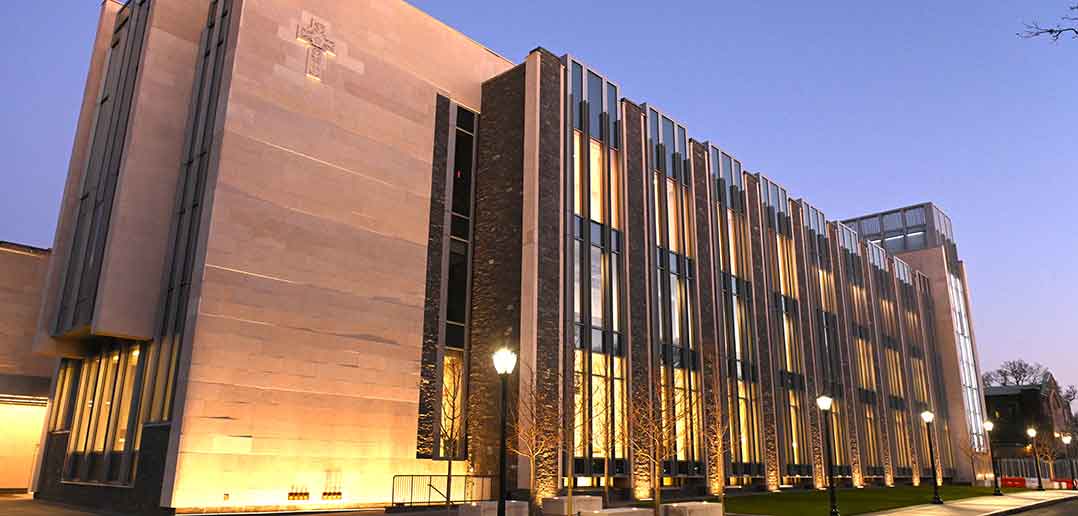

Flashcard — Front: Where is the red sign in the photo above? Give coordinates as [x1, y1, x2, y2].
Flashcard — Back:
[1000, 477, 1026, 488]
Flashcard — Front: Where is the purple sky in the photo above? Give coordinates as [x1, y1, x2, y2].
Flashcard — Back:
[2, 2, 1076, 386]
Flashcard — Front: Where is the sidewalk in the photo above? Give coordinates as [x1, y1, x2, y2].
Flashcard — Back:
[863, 490, 1077, 516]
[0, 493, 99, 516]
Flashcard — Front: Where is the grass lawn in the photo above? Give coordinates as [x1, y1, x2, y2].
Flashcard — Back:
[723, 485, 1028, 516]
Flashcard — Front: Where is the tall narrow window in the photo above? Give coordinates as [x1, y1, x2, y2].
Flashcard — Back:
[63, 339, 144, 485]
[565, 57, 626, 485]
[648, 108, 701, 482]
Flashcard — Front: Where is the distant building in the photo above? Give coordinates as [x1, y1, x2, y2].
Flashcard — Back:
[984, 374, 1075, 459]
[9, 0, 992, 514]
[0, 241, 54, 491]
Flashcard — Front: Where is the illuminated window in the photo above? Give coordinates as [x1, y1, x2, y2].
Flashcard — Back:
[566, 57, 625, 484]
[64, 340, 143, 484]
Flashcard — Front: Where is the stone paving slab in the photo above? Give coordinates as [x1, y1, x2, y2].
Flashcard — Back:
[863, 490, 1077, 516]
[0, 493, 102, 516]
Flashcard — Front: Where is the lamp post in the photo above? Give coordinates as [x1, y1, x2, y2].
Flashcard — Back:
[984, 421, 1002, 496]
[817, 395, 840, 516]
[1027, 427, 1044, 491]
[921, 411, 943, 505]
[493, 348, 518, 516]
[1063, 434, 1075, 490]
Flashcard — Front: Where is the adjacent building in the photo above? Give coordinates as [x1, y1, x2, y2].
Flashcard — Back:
[984, 374, 1075, 459]
[17, 0, 990, 514]
[0, 241, 54, 490]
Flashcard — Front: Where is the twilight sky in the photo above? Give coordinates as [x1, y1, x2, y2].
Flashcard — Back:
[2, 2, 1076, 385]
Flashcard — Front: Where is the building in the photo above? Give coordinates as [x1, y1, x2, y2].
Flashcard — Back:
[0, 241, 54, 491]
[984, 374, 1075, 459]
[18, 0, 988, 514]
[843, 202, 990, 483]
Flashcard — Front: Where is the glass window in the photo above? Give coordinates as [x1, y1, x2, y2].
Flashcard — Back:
[455, 106, 475, 132]
[607, 83, 618, 148]
[904, 207, 926, 227]
[590, 139, 603, 223]
[590, 245, 603, 328]
[662, 117, 675, 176]
[446, 249, 468, 325]
[451, 129, 473, 218]
[882, 211, 902, 232]
[64, 341, 144, 484]
[588, 72, 603, 140]
[572, 62, 583, 130]
[860, 216, 881, 235]
[649, 109, 659, 170]
[906, 231, 926, 250]
[883, 235, 904, 253]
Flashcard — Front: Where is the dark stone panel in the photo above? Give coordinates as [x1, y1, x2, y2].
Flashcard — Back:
[0, 373, 52, 397]
[415, 94, 452, 459]
[688, 140, 723, 489]
[534, 49, 564, 496]
[621, 99, 654, 493]
[743, 175, 779, 487]
[35, 425, 172, 515]
[469, 62, 526, 479]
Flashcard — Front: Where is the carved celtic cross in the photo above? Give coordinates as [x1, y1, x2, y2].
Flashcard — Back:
[297, 18, 335, 80]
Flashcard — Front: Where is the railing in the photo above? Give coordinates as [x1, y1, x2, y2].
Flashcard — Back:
[998, 458, 1078, 480]
[391, 474, 494, 506]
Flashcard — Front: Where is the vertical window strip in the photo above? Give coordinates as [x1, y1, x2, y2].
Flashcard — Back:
[565, 57, 626, 482]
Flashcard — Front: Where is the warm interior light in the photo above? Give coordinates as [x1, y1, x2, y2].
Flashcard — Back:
[815, 395, 833, 411]
[492, 348, 517, 375]
[1064, 435, 1073, 445]
[983, 421, 994, 432]
[1027, 427, 1037, 438]
[920, 411, 935, 423]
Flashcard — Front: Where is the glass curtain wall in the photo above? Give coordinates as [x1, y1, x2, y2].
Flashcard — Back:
[567, 57, 627, 486]
[870, 245, 912, 477]
[761, 177, 810, 481]
[839, 224, 885, 479]
[646, 107, 702, 484]
[898, 260, 933, 474]
[438, 103, 478, 460]
[804, 205, 850, 475]
[948, 270, 985, 452]
[710, 147, 762, 484]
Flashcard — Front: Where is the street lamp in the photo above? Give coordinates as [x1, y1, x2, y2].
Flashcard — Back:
[984, 421, 1002, 496]
[921, 411, 943, 505]
[816, 395, 840, 516]
[1027, 427, 1044, 491]
[493, 348, 517, 516]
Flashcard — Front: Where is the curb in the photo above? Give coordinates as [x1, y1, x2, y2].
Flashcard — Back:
[984, 494, 1078, 515]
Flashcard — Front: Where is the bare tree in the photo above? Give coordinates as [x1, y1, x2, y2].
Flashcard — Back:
[1034, 433, 1063, 479]
[508, 365, 561, 516]
[629, 395, 678, 516]
[981, 360, 1047, 386]
[439, 355, 466, 506]
[703, 402, 730, 502]
[1062, 385, 1078, 418]
[564, 369, 611, 515]
[955, 436, 988, 485]
[1020, 4, 1078, 42]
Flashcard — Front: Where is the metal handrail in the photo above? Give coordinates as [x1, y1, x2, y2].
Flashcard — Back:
[391, 474, 495, 506]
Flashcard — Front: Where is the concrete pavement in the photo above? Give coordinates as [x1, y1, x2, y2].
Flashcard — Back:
[863, 489, 1078, 516]
[3, 491, 1075, 516]
[0, 493, 101, 516]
